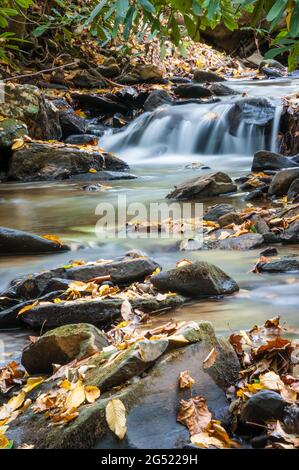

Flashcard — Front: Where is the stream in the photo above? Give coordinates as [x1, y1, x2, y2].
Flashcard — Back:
[1, 77, 299, 365]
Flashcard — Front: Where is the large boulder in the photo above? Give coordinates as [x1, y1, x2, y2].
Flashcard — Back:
[151, 261, 239, 297]
[252, 150, 298, 172]
[166, 172, 237, 200]
[287, 178, 299, 201]
[1, 83, 61, 140]
[8, 141, 129, 181]
[0, 226, 69, 254]
[6, 321, 240, 449]
[269, 168, 299, 197]
[21, 323, 109, 374]
[240, 390, 286, 425]
[227, 98, 276, 136]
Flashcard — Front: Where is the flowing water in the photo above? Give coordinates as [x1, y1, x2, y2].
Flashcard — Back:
[1, 77, 299, 364]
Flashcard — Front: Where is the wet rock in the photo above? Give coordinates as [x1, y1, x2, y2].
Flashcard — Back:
[71, 92, 130, 117]
[72, 170, 137, 181]
[218, 233, 264, 250]
[244, 189, 265, 201]
[259, 59, 287, 78]
[65, 134, 98, 145]
[227, 98, 276, 136]
[166, 172, 237, 200]
[0, 119, 28, 148]
[263, 232, 281, 244]
[8, 142, 129, 181]
[82, 184, 103, 192]
[250, 215, 270, 235]
[70, 70, 105, 89]
[151, 261, 239, 298]
[20, 294, 185, 330]
[22, 323, 109, 374]
[280, 221, 299, 244]
[173, 84, 213, 99]
[241, 390, 286, 425]
[218, 212, 242, 227]
[208, 83, 239, 96]
[256, 257, 299, 273]
[287, 178, 299, 201]
[193, 70, 225, 83]
[1, 83, 61, 140]
[269, 168, 299, 197]
[6, 322, 239, 449]
[282, 404, 299, 435]
[2, 256, 161, 302]
[0, 226, 69, 255]
[203, 203, 236, 222]
[260, 247, 278, 257]
[143, 90, 173, 112]
[252, 150, 298, 172]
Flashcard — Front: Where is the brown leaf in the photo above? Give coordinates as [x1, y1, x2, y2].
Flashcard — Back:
[179, 370, 195, 389]
[177, 396, 212, 436]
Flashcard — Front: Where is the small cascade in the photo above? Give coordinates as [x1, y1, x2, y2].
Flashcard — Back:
[100, 98, 282, 162]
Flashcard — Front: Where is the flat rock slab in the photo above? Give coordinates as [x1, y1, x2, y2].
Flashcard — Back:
[8, 142, 129, 181]
[252, 151, 298, 172]
[166, 172, 237, 200]
[20, 294, 185, 329]
[0, 226, 70, 255]
[151, 261, 239, 298]
[6, 322, 239, 449]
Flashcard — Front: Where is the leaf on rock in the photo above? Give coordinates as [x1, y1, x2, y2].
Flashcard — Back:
[65, 380, 86, 410]
[11, 138, 25, 150]
[203, 347, 217, 369]
[106, 399, 127, 440]
[179, 370, 195, 389]
[22, 377, 44, 393]
[84, 385, 101, 403]
[121, 299, 133, 322]
[177, 396, 212, 436]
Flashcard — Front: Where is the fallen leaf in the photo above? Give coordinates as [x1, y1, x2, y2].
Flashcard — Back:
[179, 370, 195, 389]
[22, 377, 43, 393]
[106, 399, 127, 440]
[84, 385, 100, 403]
[177, 396, 212, 436]
[65, 380, 85, 410]
[11, 138, 25, 150]
[203, 347, 217, 369]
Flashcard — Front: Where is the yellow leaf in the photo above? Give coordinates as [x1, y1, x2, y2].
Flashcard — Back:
[89, 168, 97, 173]
[0, 434, 10, 449]
[22, 377, 43, 393]
[65, 380, 86, 410]
[84, 386, 101, 404]
[151, 267, 161, 276]
[106, 399, 127, 440]
[60, 379, 71, 391]
[11, 138, 25, 150]
[176, 259, 193, 268]
[18, 301, 39, 316]
[7, 391, 26, 411]
[42, 234, 62, 246]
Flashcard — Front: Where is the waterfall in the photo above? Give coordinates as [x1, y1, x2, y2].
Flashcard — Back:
[100, 98, 282, 162]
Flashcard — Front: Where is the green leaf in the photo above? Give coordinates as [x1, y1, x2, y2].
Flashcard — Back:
[116, 0, 129, 20]
[87, 0, 108, 24]
[290, 7, 299, 38]
[32, 23, 51, 37]
[266, 0, 287, 22]
[139, 0, 155, 14]
[288, 41, 299, 71]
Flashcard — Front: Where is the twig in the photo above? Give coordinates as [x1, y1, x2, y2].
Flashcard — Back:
[3, 61, 78, 82]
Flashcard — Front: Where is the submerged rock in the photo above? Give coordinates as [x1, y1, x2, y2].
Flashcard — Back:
[252, 150, 298, 172]
[151, 261, 239, 297]
[259, 59, 287, 78]
[227, 98, 276, 136]
[173, 84, 213, 99]
[0, 226, 69, 255]
[21, 323, 109, 374]
[269, 168, 299, 197]
[8, 142, 129, 181]
[166, 172, 237, 200]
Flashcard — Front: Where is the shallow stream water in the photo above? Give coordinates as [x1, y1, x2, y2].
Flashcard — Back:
[1, 77, 299, 364]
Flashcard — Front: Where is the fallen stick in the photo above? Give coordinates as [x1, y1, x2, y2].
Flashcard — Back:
[3, 61, 79, 82]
